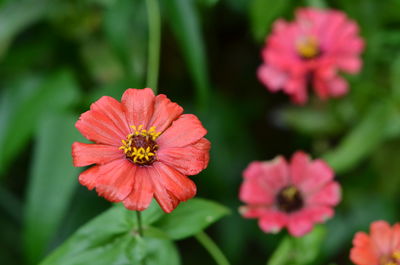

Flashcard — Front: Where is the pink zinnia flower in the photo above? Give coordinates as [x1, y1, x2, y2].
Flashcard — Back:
[72, 88, 210, 213]
[258, 8, 364, 104]
[239, 151, 341, 237]
[350, 220, 400, 265]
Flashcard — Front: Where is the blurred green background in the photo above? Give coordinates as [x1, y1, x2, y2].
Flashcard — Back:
[1, 0, 400, 264]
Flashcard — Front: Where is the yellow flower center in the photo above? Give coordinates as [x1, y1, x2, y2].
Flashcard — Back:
[296, 36, 320, 59]
[119, 125, 161, 165]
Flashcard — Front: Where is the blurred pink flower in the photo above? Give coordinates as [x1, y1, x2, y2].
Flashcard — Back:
[258, 8, 364, 104]
[350, 220, 400, 265]
[239, 151, 341, 237]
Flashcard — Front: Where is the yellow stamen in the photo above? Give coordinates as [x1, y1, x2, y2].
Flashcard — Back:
[393, 250, 400, 260]
[120, 124, 161, 165]
[282, 186, 298, 200]
[296, 36, 319, 59]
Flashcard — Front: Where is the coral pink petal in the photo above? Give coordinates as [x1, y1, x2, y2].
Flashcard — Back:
[148, 94, 184, 133]
[157, 114, 207, 148]
[239, 162, 276, 205]
[72, 142, 123, 167]
[305, 205, 334, 223]
[121, 88, 155, 128]
[290, 151, 310, 184]
[350, 232, 379, 265]
[292, 156, 334, 194]
[94, 159, 136, 202]
[328, 76, 348, 97]
[157, 138, 211, 176]
[258, 65, 287, 92]
[392, 223, 400, 249]
[123, 167, 154, 211]
[287, 210, 315, 237]
[370, 221, 393, 255]
[76, 109, 126, 146]
[243, 157, 289, 195]
[239, 205, 270, 218]
[259, 211, 288, 234]
[306, 182, 341, 206]
[78, 165, 101, 190]
[90, 96, 130, 136]
[337, 57, 362, 74]
[153, 162, 197, 201]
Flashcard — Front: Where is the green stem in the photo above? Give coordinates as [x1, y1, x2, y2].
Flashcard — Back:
[195, 231, 231, 265]
[305, 0, 327, 8]
[146, 0, 161, 93]
[136, 211, 144, 237]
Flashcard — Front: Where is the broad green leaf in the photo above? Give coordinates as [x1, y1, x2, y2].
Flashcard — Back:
[0, 0, 51, 57]
[23, 112, 81, 264]
[103, 0, 147, 85]
[40, 203, 177, 265]
[279, 106, 343, 136]
[249, 0, 289, 42]
[323, 102, 391, 174]
[163, 0, 211, 109]
[268, 226, 326, 265]
[0, 70, 80, 176]
[154, 198, 230, 240]
[197, 0, 219, 7]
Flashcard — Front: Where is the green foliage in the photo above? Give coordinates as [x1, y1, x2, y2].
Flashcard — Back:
[23, 112, 82, 264]
[249, 0, 290, 42]
[268, 226, 326, 265]
[154, 198, 230, 240]
[163, 0, 210, 109]
[39, 199, 228, 265]
[0, 70, 80, 176]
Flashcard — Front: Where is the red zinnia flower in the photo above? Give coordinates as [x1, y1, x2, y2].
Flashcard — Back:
[239, 151, 341, 237]
[350, 220, 400, 265]
[72, 88, 210, 213]
[258, 8, 364, 104]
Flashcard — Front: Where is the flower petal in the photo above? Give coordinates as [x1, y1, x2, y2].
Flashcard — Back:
[287, 210, 315, 237]
[78, 165, 101, 190]
[95, 159, 136, 202]
[350, 232, 379, 265]
[149, 94, 184, 133]
[157, 138, 210, 176]
[90, 96, 130, 136]
[121, 88, 155, 128]
[123, 166, 154, 211]
[291, 151, 334, 194]
[157, 114, 207, 148]
[257, 65, 288, 92]
[258, 210, 288, 234]
[151, 162, 197, 213]
[306, 181, 341, 206]
[72, 142, 124, 167]
[370, 220, 393, 255]
[76, 109, 125, 146]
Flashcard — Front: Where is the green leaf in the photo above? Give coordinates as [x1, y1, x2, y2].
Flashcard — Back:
[23, 112, 81, 264]
[0, 70, 80, 176]
[163, 0, 211, 109]
[103, 0, 147, 85]
[249, 0, 289, 42]
[279, 106, 343, 136]
[0, 0, 51, 57]
[40, 204, 178, 265]
[268, 226, 326, 265]
[323, 102, 391, 174]
[154, 198, 230, 240]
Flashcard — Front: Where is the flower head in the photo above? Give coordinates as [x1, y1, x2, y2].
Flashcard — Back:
[350, 221, 400, 265]
[239, 151, 341, 237]
[72, 88, 210, 213]
[258, 8, 364, 104]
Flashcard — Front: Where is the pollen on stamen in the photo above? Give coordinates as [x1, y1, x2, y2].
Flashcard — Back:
[119, 125, 161, 165]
